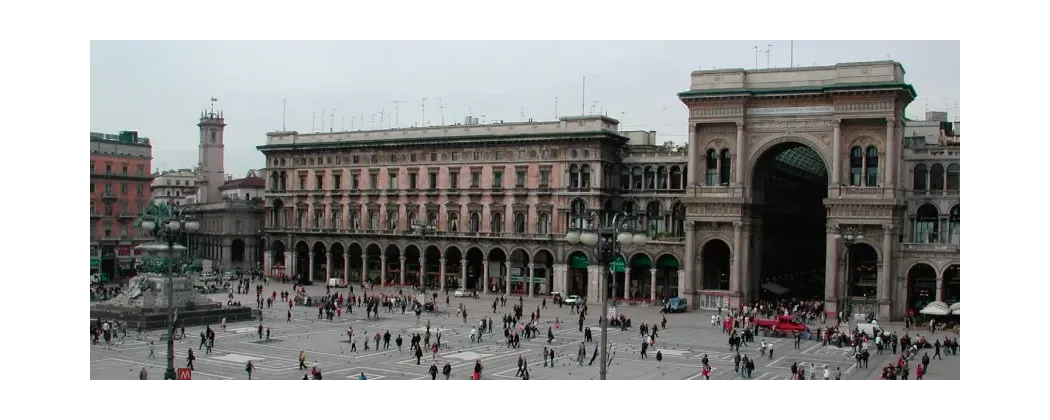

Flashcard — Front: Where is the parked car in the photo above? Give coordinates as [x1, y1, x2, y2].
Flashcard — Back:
[454, 289, 470, 297]
[664, 297, 688, 313]
[563, 295, 582, 305]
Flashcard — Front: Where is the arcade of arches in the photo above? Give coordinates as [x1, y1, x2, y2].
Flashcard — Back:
[564, 251, 682, 301]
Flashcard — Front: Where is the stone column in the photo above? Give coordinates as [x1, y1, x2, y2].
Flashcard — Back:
[677, 269, 685, 297]
[649, 267, 657, 301]
[420, 258, 426, 288]
[439, 258, 447, 291]
[380, 255, 387, 285]
[885, 117, 897, 188]
[528, 263, 535, 297]
[730, 223, 742, 303]
[482, 260, 489, 295]
[831, 119, 842, 185]
[343, 251, 351, 286]
[325, 252, 332, 282]
[739, 224, 752, 302]
[284, 251, 292, 278]
[935, 277, 944, 302]
[824, 225, 840, 317]
[682, 225, 695, 297]
[734, 122, 745, 187]
[686, 124, 698, 185]
[263, 250, 271, 277]
[624, 267, 631, 300]
[400, 256, 407, 286]
[502, 263, 510, 297]
[308, 252, 315, 283]
[460, 259, 467, 291]
[880, 225, 895, 320]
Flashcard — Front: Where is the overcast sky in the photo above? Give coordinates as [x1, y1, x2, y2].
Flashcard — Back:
[90, 41, 959, 176]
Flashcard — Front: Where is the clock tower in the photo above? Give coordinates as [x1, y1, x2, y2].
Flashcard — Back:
[197, 101, 226, 204]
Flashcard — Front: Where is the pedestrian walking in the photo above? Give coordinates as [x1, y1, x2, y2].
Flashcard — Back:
[139, 367, 148, 380]
[246, 360, 255, 380]
[148, 341, 155, 359]
[186, 348, 196, 370]
[298, 350, 307, 370]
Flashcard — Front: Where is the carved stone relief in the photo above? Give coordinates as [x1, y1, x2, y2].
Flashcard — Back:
[834, 101, 893, 113]
[746, 119, 834, 132]
[690, 106, 744, 118]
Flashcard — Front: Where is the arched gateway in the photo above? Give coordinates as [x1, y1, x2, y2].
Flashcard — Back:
[677, 61, 915, 320]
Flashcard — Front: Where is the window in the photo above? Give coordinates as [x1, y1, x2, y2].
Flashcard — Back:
[388, 173, 398, 189]
[104, 223, 112, 237]
[495, 151, 503, 160]
[569, 198, 586, 229]
[120, 225, 127, 237]
[929, 164, 945, 191]
[136, 184, 144, 196]
[670, 166, 683, 189]
[137, 202, 144, 214]
[119, 183, 127, 194]
[491, 211, 503, 233]
[913, 164, 928, 191]
[451, 152, 459, 161]
[580, 165, 591, 188]
[333, 174, 341, 189]
[469, 212, 480, 233]
[471, 171, 480, 188]
[121, 165, 128, 176]
[849, 147, 864, 186]
[569, 165, 579, 188]
[865, 146, 879, 187]
[369, 174, 378, 189]
[448, 211, 459, 232]
[646, 201, 663, 236]
[105, 164, 112, 175]
[352, 155, 360, 164]
[516, 170, 526, 187]
[235, 220, 243, 233]
[540, 169, 550, 187]
[538, 213, 550, 234]
[105, 183, 113, 194]
[298, 176, 306, 190]
[351, 174, 360, 189]
[407, 211, 417, 226]
[914, 204, 939, 243]
[430, 153, 437, 161]
[390, 154, 398, 163]
[410, 153, 417, 162]
[473, 152, 479, 161]
[449, 172, 459, 189]
[315, 174, 323, 190]
[429, 172, 438, 189]
[370, 155, 378, 164]
[948, 205, 960, 245]
[104, 203, 112, 215]
[409, 173, 418, 189]
[514, 212, 526, 234]
[493, 171, 503, 188]
[946, 164, 959, 191]
[387, 209, 398, 230]
[620, 167, 630, 190]
[656, 166, 668, 189]
[137, 165, 145, 176]
[719, 150, 731, 185]
[332, 210, 341, 229]
[349, 210, 359, 230]
[296, 210, 305, 228]
[90, 161, 95, 173]
[368, 211, 379, 230]
[313, 209, 323, 229]
[426, 211, 438, 226]
[90, 183, 95, 194]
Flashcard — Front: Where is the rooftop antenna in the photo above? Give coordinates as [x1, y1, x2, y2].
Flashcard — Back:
[311, 112, 316, 132]
[764, 44, 773, 68]
[437, 97, 445, 125]
[210, 97, 217, 115]
[753, 45, 760, 69]
[282, 99, 287, 131]
[421, 98, 427, 127]
[554, 97, 559, 118]
[359, 111, 364, 131]
[590, 101, 599, 114]
[320, 110, 325, 133]
[924, 98, 929, 114]
[350, 116, 354, 131]
[620, 112, 625, 127]
[790, 40, 794, 67]
[371, 113, 376, 130]
[520, 105, 525, 120]
[379, 108, 386, 129]
[581, 76, 586, 115]
[330, 108, 337, 132]
[392, 101, 404, 128]
[341, 116, 345, 132]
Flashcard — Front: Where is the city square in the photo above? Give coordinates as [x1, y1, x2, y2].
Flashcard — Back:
[90, 284, 960, 380]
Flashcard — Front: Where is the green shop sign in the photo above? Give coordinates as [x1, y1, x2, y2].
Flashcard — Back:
[570, 254, 590, 269]
[90, 258, 100, 269]
[609, 255, 626, 273]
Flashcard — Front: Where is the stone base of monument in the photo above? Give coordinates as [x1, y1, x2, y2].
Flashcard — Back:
[91, 272, 256, 330]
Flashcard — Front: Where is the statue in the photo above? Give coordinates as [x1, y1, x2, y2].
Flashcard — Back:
[134, 202, 194, 276]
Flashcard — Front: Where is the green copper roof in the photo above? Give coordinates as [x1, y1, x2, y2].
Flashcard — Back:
[678, 82, 917, 100]
[774, 145, 827, 179]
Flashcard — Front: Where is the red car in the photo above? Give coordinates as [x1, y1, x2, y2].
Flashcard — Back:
[753, 315, 808, 333]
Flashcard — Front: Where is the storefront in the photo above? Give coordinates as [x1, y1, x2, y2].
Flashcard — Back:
[693, 290, 729, 310]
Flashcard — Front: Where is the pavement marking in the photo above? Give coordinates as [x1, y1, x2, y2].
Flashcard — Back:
[765, 356, 785, 367]
[210, 353, 265, 364]
[107, 358, 234, 380]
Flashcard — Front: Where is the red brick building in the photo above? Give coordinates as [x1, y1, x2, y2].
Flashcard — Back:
[90, 131, 153, 282]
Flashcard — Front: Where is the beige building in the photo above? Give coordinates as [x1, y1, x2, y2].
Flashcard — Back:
[150, 169, 198, 206]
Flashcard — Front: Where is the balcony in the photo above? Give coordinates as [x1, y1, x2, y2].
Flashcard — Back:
[346, 189, 361, 197]
[900, 242, 959, 255]
[118, 213, 137, 220]
[536, 187, 553, 196]
[90, 212, 104, 219]
[491, 185, 503, 193]
[365, 189, 381, 198]
[100, 192, 118, 201]
[329, 189, 343, 198]
[909, 189, 960, 198]
[512, 187, 529, 198]
[467, 187, 483, 198]
[448, 187, 459, 194]
[425, 188, 439, 198]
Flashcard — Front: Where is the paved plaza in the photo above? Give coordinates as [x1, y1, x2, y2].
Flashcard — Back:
[90, 284, 960, 380]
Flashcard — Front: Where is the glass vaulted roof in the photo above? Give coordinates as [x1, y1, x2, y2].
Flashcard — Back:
[774, 146, 827, 179]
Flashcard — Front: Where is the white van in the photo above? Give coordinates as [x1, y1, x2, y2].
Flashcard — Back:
[328, 278, 345, 287]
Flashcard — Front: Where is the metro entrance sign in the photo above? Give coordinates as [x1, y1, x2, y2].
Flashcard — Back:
[177, 368, 192, 380]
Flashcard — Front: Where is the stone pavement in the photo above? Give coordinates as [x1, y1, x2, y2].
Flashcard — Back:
[90, 282, 960, 380]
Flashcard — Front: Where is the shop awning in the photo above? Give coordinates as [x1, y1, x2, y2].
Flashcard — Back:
[90, 258, 100, 269]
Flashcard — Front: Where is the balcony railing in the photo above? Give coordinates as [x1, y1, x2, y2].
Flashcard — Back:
[899, 242, 959, 254]
[909, 189, 960, 198]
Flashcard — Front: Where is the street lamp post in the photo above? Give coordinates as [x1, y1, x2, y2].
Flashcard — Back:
[565, 211, 648, 380]
[834, 225, 864, 320]
[140, 209, 200, 380]
[410, 220, 436, 290]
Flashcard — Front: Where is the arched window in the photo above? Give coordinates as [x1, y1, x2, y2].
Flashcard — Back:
[705, 149, 718, 186]
[645, 201, 663, 236]
[914, 204, 939, 244]
[313, 209, 324, 229]
[632, 166, 644, 190]
[669, 166, 683, 189]
[620, 166, 631, 190]
[349, 210, 359, 231]
[947, 164, 960, 191]
[332, 209, 341, 230]
[447, 211, 459, 232]
[645, 166, 656, 190]
[538, 213, 550, 234]
[387, 209, 398, 230]
[913, 164, 928, 191]
[426, 211, 438, 226]
[469, 212, 480, 233]
[570, 198, 587, 229]
[280, 172, 287, 190]
[568, 164, 580, 188]
[656, 166, 668, 189]
[514, 212, 526, 234]
[929, 164, 945, 191]
[865, 146, 879, 187]
[672, 201, 686, 238]
[580, 165, 592, 188]
[491, 211, 503, 233]
[368, 210, 378, 230]
[849, 147, 864, 186]
[406, 211, 417, 227]
[719, 149, 731, 185]
[948, 205, 960, 245]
